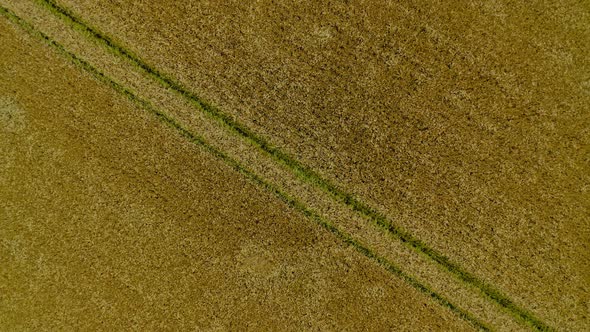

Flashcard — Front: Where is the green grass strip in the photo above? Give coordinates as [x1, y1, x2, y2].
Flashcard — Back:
[0, 6, 491, 331]
[34, 1, 551, 330]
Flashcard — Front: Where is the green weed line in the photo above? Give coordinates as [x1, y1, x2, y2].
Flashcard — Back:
[22, 1, 553, 330]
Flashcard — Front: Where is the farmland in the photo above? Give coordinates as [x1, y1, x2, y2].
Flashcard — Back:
[1, 0, 589, 330]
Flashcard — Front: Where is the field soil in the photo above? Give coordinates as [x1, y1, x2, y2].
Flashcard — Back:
[0, 18, 473, 330]
[50, 0, 590, 329]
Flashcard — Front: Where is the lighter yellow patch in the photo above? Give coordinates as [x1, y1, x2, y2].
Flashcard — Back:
[0, 97, 25, 133]
[237, 243, 279, 278]
[314, 25, 334, 44]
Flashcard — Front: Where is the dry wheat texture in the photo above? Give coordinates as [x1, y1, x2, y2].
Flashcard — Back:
[1, 0, 589, 331]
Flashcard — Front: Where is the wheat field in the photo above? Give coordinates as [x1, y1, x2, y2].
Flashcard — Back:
[1, 1, 589, 331]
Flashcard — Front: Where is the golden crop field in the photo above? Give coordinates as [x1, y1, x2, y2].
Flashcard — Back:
[1, 0, 588, 330]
